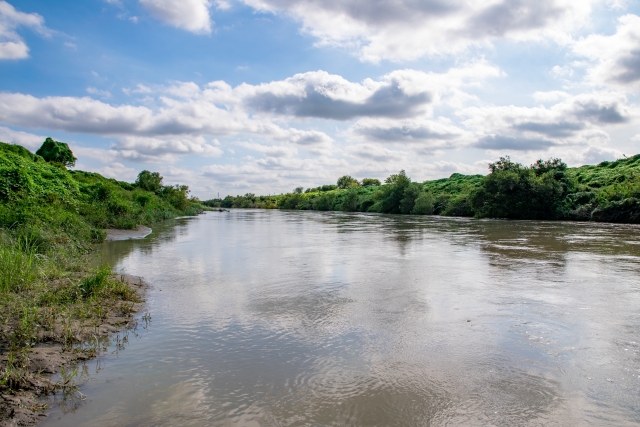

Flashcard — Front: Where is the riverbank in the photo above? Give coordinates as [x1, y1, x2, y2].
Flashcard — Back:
[205, 154, 640, 223]
[0, 273, 147, 427]
[0, 141, 205, 425]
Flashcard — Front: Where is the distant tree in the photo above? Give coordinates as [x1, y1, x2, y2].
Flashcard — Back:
[342, 189, 359, 212]
[471, 157, 569, 219]
[384, 170, 407, 184]
[135, 170, 163, 193]
[488, 156, 521, 173]
[412, 192, 435, 215]
[337, 175, 360, 189]
[399, 183, 421, 214]
[373, 170, 412, 214]
[294, 187, 304, 194]
[320, 184, 337, 192]
[362, 178, 381, 187]
[36, 137, 77, 167]
[312, 192, 336, 211]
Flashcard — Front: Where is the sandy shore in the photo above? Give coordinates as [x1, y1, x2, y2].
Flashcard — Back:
[104, 225, 152, 241]
[0, 275, 148, 427]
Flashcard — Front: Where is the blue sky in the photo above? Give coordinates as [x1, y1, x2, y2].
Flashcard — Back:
[1, 0, 639, 198]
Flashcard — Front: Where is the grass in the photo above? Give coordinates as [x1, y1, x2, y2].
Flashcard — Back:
[0, 141, 206, 411]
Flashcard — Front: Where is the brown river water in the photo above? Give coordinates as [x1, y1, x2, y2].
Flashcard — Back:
[40, 210, 640, 426]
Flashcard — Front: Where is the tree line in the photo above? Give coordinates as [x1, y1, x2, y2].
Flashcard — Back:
[203, 155, 640, 223]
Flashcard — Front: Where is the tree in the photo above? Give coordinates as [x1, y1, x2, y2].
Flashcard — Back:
[337, 175, 360, 189]
[412, 192, 435, 215]
[399, 183, 421, 214]
[362, 178, 381, 187]
[374, 170, 412, 214]
[36, 137, 77, 167]
[135, 170, 163, 193]
[294, 187, 304, 194]
[471, 157, 569, 219]
[342, 189, 359, 212]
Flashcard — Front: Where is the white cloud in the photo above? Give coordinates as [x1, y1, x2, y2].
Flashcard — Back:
[139, 0, 212, 34]
[94, 162, 138, 181]
[0, 1, 49, 60]
[114, 135, 224, 162]
[236, 141, 298, 158]
[632, 134, 640, 143]
[237, 62, 501, 120]
[532, 91, 571, 103]
[241, 0, 595, 62]
[461, 92, 634, 151]
[0, 125, 44, 149]
[573, 14, 640, 92]
[347, 143, 406, 162]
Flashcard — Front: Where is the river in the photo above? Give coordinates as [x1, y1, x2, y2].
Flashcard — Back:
[40, 210, 640, 426]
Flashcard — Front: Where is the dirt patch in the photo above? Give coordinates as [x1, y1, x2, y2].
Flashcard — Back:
[0, 274, 148, 427]
[104, 225, 152, 241]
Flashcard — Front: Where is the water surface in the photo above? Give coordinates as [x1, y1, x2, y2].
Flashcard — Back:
[42, 210, 640, 426]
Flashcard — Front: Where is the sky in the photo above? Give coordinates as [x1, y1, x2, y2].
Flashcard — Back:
[0, 0, 639, 198]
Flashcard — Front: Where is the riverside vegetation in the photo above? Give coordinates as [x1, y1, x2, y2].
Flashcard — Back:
[0, 140, 204, 424]
[205, 155, 640, 223]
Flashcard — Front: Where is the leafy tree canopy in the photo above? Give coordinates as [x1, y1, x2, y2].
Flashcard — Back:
[362, 178, 381, 186]
[35, 137, 77, 167]
[337, 175, 360, 189]
[135, 170, 163, 193]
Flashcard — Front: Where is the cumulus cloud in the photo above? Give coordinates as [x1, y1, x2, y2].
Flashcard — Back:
[347, 143, 406, 162]
[239, 62, 501, 120]
[0, 1, 49, 60]
[461, 92, 633, 150]
[236, 141, 297, 158]
[93, 162, 138, 181]
[139, 0, 212, 34]
[114, 135, 223, 162]
[241, 0, 594, 61]
[350, 117, 466, 147]
[573, 14, 640, 91]
[0, 125, 44, 149]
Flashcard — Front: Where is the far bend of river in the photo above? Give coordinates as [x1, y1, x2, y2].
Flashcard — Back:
[41, 210, 640, 426]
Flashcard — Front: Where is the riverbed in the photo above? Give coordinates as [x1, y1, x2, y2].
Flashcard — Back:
[41, 210, 640, 426]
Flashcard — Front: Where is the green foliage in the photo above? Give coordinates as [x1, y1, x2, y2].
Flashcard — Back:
[79, 265, 111, 298]
[313, 192, 336, 211]
[337, 175, 360, 189]
[35, 137, 77, 167]
[471, 158, 569, 220]
[362, 178, 381, 187]
[135, 170, 163, 193]
[373, 170, 412, 214]
[341, 189, 359, 212]
[412, 192, 434, 215]
[204, 154, 640, 223]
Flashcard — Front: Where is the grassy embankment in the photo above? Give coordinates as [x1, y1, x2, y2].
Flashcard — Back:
[0, 141, 204, 411]
[205, 155, 640, 223]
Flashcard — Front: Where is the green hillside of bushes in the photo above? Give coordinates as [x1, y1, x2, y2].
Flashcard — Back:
[0, 140, 204, 399]
[205, 155, 640, 224]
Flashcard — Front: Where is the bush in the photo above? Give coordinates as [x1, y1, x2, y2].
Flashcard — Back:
[135, 170, 163, 193]
[362, 178, 381, 187]
[35, 138, 77, 167]
[313, 192, 336, 211]
[337, 175, 360, 189]
[341, 189, 359, 212]
[412, 192, 434, 215]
